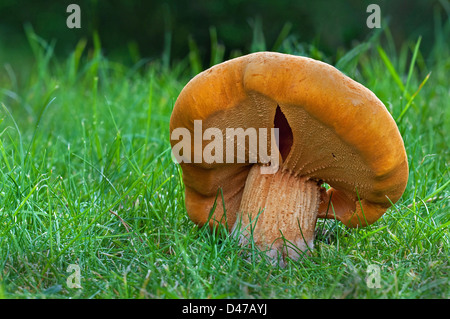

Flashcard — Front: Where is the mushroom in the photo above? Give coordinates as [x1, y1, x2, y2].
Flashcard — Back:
[170, 52, 408, 264]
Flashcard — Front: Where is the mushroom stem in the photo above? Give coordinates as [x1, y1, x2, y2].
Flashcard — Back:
[233, 164, 324, 264]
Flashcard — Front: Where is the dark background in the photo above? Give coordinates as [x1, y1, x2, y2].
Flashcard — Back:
[0, 0, 446, 66]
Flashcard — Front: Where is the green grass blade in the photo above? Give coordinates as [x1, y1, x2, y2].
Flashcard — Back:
[188, 35, 202, 75]
[377, 45, 405, 92]
[272, 22, 293, 52]
[250, 16, 266, 52]
[335, 28, 382, 72]
[396, 72, 431, 122]
[403, 36, 422, 103]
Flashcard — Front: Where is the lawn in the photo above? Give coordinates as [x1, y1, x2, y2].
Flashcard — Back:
[0, 22, 448, 299]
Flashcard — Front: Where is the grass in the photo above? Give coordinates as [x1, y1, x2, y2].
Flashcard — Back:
[0, 19, 449, 299]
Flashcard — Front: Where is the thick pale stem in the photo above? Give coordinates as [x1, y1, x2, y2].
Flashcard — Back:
[233, 164, 322, 264]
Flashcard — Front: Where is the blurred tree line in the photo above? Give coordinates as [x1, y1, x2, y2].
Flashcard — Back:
[0, 0, 447, 67]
